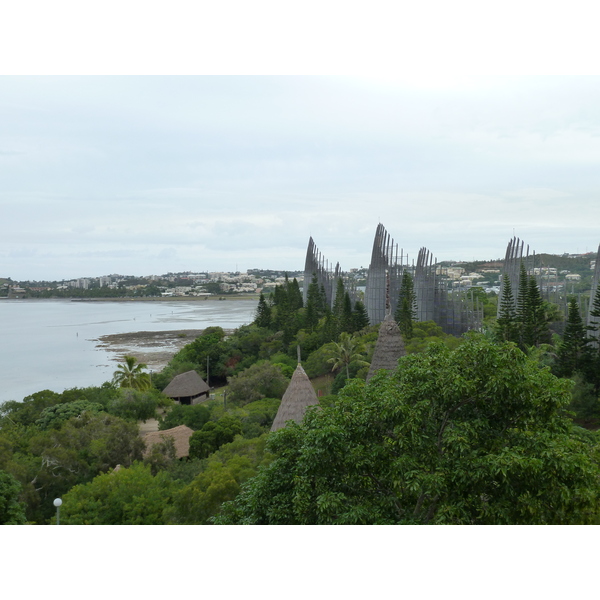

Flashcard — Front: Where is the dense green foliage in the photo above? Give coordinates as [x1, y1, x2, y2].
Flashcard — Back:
[0, 407, 145, 523]
[60, 462, 178, 525]
[36, 399, 105, 430]
[395, 272, 416, 339]
[158, 403, 211, 431]
[106, 389, 162, 422]
[227, 361, 289, 406]
[165, 435, 272, 524]
[495, 277, 517, 342]
[498, 263, 552, 349]
[403, 321, 462, 354]
[218, 335, 600, 524]
[0, 470, 27, 524]
[189, 416, 244, 459]
[555, 298, 588, 377]
[6, 263, 600, 525]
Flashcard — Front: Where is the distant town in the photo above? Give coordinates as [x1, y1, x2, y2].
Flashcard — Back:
[1, 251, 597, 300]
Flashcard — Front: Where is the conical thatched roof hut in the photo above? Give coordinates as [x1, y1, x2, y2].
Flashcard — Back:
[271, 364, 319, 432]
[162, 370, 210, 405]
[366, 313, 406, 382]
[143, 424, 194, 459]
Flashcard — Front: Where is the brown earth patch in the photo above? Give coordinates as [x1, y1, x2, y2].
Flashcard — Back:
[93, 329, 232, 371]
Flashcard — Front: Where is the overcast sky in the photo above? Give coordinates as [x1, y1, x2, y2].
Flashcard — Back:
[2, 0, 600, 281]
[3, 75, 600, 280]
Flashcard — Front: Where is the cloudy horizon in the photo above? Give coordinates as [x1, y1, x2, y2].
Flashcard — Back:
[2, 75, 600, 281]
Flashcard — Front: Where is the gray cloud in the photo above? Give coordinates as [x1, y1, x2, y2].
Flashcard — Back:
[2, 76, 600, 280]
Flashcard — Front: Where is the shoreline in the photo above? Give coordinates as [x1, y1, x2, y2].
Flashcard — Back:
[73, 295, 259, 302]
[1, 300, 257, 403]
[93, 328, 236, 371]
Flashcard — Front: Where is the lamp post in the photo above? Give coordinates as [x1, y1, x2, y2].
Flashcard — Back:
[53, 498, 62, 525]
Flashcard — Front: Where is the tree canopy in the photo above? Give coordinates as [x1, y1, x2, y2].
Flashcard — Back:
[217, 335, 600, 525]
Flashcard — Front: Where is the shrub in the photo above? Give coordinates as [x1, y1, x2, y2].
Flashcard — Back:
[227, 361, 289, 406]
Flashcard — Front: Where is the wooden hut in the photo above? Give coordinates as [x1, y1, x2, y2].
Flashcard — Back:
[366, 313, 406, 382]
[162, 370, 210, 405]
[271, 364, 319, 432]
[143, 424, 194, 459]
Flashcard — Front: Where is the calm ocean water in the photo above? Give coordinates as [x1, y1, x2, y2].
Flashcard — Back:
[0, 299, 257, 403]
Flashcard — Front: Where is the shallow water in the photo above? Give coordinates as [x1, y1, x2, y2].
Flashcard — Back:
[0, 299, 257, 403]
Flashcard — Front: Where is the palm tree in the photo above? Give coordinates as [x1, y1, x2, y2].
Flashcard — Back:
[326, 332, 369, 381]
[113, 356, 152, 391]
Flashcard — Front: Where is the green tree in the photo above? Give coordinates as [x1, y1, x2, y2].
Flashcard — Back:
[403, 321, 461, 355]
[166, 435, 271, 524]
[568, 373, 600, 424]
[227, 361, 289, 406]
[352, 300, 370, 331]
[144, 436, 178, 476]
[112, 356, 152, 391]
[527, 275, 551, 346]
[0, 390, 63, 428]
[495, 276, 518, 343]
[106, 388, 159, 422]
[0, 470, 27, 525]
[29, 413, 145, 504]
[516, 262, 532, 347]
[304, 274, 324, 331]
[188, 415, 243, 460]
[218, 335, 600, 525]
[254, 293, 272, 329]
[395, 272, 417, 340]
[341, 292, 354, 334]
[158, 403, 211, 431]
[36, 400, 105, 430]
[60, 462, 179, 525]
[287, 277, 303, 311]
[326, 332, 369, 382]
[269, 276, 303, 347]
[515, 264, 550, 348]
[331, 278, 346, 335]
[555, 298, 589, 378]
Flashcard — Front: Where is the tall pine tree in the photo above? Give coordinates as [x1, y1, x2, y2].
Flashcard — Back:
[516, 262, 532, 348]
[395, 272, 416, 340]
[287, 277, 304, 311]
[529, 275, 551, 346]
[495, 276, 518, 343]
[331, 278, 349, 338]
[254, 293, 272, 329]
[304, 274, 322, 332]
[556, 297, 588, 377]
[352, 300, 370, 331]
[341, 291, 355, 334]
[515, 262, 550, 348]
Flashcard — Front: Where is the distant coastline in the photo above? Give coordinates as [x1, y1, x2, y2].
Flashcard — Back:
[71, 295, 258, 303]
[0, 298, 259, 403]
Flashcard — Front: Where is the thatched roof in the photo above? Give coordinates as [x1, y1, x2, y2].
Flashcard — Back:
[143, 424, 194, 459]
[162, 370, 209, 399]
[366, 313, 406, 382]
[271, 364, 319, 432]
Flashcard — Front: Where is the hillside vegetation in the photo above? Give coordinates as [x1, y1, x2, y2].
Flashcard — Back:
[2, 272, 600, 524]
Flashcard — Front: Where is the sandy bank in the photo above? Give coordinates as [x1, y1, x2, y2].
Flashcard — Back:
[93, 329, 234, 371]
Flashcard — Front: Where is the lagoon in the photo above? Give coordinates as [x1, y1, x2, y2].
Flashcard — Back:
[0, 299, 257, 403]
